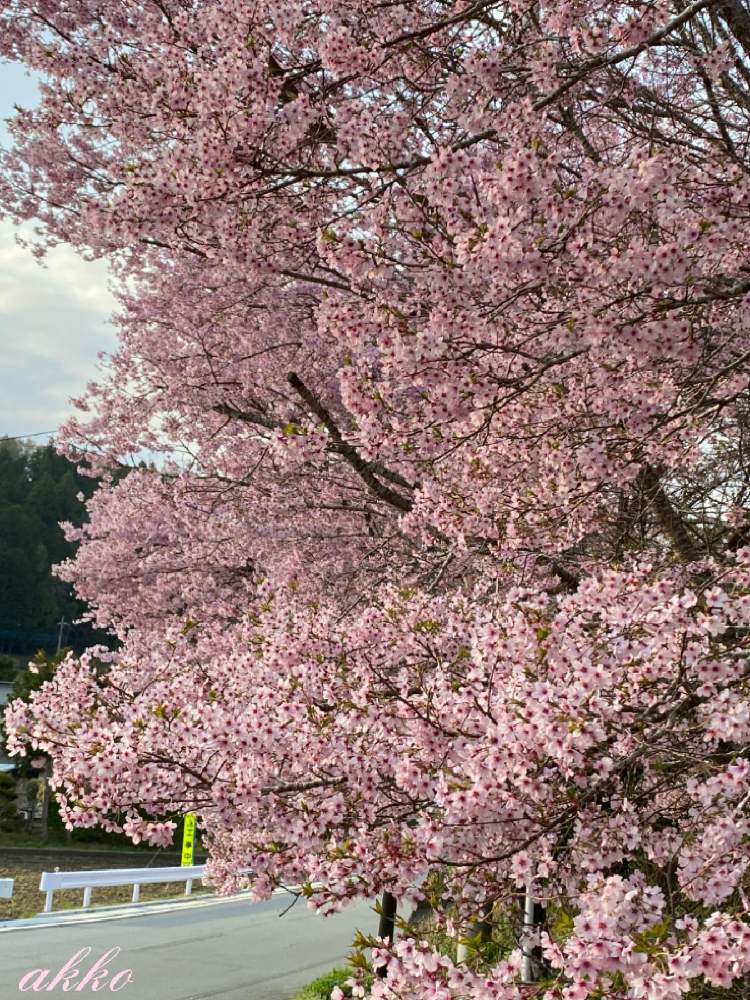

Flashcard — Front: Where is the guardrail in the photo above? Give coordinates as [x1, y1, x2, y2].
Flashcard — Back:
[38, 865, 206, 913]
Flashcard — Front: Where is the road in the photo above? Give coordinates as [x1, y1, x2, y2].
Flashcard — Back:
[0, 894, 375, 999]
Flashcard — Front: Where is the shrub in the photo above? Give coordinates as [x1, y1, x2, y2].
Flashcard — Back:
[0, 771, 20, 831]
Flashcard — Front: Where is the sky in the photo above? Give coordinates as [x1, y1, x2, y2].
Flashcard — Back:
[0, 61, 117, 443]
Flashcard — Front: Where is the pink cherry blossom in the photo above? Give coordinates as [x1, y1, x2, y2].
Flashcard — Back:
[4, 0, 750, 995]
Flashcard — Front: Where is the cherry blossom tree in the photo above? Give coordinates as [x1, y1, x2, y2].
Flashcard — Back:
[4, 0, 750, 995]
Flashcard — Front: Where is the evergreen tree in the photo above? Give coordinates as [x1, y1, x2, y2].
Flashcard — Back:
[0, 439, 103, 651]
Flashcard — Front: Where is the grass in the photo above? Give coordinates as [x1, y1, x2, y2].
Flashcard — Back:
[0, 830, 162, 851]
[290, 968, 355, 1000]
[0, 865, 211, 920]
[0, 825, 206, 854]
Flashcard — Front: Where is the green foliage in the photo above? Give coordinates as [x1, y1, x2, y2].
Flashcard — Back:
[685, 981, 750, 998]
[0, 654, 19, 682]
[398, 901, 518, 970]
[8, 648, 63, 707]
[291, 967, 371, 1000]
[0, 438, 103, 651]
[0, 771, 20, 831]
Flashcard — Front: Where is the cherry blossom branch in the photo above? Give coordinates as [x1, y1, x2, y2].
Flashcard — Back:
[286, 372, 415, 512]
[215, 402, 278, 433]
[216, 395, 417, 502]
[534, 0, 718, 110]
[383, 0, 500, 48]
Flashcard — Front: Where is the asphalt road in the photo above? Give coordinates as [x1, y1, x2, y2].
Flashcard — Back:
[0, 894, 376, 1000]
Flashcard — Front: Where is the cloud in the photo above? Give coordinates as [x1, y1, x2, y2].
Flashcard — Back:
[0, 62, 117, 442]
[0, 220, 117, 439]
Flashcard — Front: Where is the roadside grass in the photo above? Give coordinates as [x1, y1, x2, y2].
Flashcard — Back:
[0, 830, 163, 851]
[0, 866, 211, 920]
[290, 968, 356, 1000]
[0, 827, 205, 853]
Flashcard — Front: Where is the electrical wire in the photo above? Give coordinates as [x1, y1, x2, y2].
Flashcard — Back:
[1, 430, 56, 441]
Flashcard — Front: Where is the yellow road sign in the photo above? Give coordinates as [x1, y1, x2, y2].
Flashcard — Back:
[181, 813, 197, 866]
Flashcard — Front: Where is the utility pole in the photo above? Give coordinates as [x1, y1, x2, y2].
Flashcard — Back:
[376, 892, 397, 979]
[521, 876, 549, 984]
[56, 617, 68, 655]
[521, 880, 536, 983]
[38, 758, 51, 845]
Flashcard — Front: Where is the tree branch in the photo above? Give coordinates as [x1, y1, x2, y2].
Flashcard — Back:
[534, 0, 717, 111]
[287, 372, 414, 512]
[215, 402, 279, 432]
[216, 396, 416, 498]
[383, 0, 499, 48]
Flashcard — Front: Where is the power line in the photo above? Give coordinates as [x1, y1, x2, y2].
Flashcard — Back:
[1, 430, 56, 442]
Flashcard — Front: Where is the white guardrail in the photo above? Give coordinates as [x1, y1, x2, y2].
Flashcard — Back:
[38, 865, 206, 913]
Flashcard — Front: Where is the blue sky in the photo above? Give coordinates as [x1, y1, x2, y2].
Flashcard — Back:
[0, 61, 116, 443]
